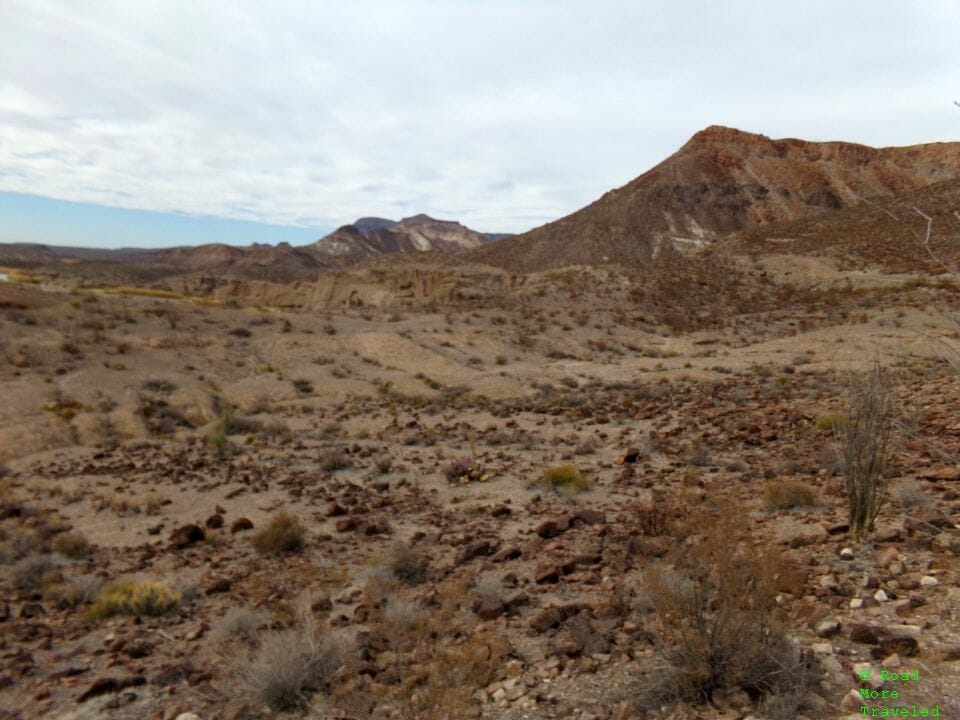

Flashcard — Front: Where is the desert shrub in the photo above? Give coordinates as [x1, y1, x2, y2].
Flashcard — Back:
[208, 429, 230, 455]
[142, 379, 176, 394]
[47, 574, 103, 608]
[52, 531, 90, 559]
[574, 437, 599, 455]
[252, 512, 306, 555]
[633, 501, 674, 536]
[890, 479, 933, 510]
[87, 580, 181, 620]
[638, 503, 815, 710]
[319, 448, 351, 471]
[388, 543, 428, 586]
[215, 607, 268, 643]
[12, 554, 59, 592]
[291, 378, 313, 395]
[685, 441, 712, 466]
[541, 463, 591, 495]
[383, 598, 427, 636]
[763, 480, 818, 511]
[238, 625, 340, 711]
[219, 408, 262, 435]
[833, 360, 898, 541]
[815, 412, 846, 431]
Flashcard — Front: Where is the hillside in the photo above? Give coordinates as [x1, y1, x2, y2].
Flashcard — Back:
[732, 176, 960, 271]
[314, 214, 505, 259]
[466, 125, 960, 272]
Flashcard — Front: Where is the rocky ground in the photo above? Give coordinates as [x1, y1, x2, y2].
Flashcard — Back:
[1, 254, 959, 720]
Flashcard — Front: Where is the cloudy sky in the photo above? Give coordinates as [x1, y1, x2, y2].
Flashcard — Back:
[1, 0, 958, 247]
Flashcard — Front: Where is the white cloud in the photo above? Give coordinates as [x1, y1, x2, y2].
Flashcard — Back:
[1, 0, 958, 234]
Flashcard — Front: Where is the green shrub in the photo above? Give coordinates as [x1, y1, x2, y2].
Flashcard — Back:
[763, 480, 817, 510]
[252, 512, 306, 555]
[87, 580, 181, 620]
[834, 360, 898, 541]
[541, 464, 591, 495]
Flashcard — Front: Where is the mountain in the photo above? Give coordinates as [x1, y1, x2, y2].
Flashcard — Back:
[0, 241, 333, 283]
[0, 243, 147, 264]
[313, 214, 506, 260]
[734, 176, 960, 272]
[465, 125, 960, 272]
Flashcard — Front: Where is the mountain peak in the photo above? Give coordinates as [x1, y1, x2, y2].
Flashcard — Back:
[465, 128, 960, 273]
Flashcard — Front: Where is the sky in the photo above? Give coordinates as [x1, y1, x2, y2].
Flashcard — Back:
[1, 1, 958, 249]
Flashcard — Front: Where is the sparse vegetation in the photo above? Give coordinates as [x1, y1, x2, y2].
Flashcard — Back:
[638, 502, 815, 713]
[51, 531, 90, 559]
[237, 623, 340, 711]
[540, 463, 591, 495]
[87, 580, 181, 620]
[387, 543, 429, 586]
[215, 607, 268, 643]
[763, 480, 818, 510]
[251, 511, 306, 555]
[833, 359, 898, 541]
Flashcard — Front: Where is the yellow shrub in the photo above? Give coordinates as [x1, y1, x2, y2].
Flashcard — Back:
[87, 580, 180, 620]
[540, 464, 592, 495]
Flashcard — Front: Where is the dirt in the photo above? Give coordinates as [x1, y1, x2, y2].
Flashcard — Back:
[1, 242, 959, 720]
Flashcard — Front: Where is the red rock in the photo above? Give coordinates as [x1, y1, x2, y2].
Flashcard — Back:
[611, 700, 642, 720]
[205, 513, 224, 529]
[529, 608, 565, 633]
[536, 517, 570, 539]
[473, 595, 505, 620]
[169, 524, 204, 549]
[335, 518, 356, 532]
[230, 517, 253, 533]
[77, 675, 145, 702]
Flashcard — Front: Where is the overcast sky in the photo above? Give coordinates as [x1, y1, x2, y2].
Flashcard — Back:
[1, 0, 959, 247]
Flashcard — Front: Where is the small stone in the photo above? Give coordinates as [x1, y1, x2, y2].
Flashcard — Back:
[204, 513, 223, 529]
[474, 595, 505, 620]
[849, 623, 881, 644]
[169, 524, 204, 549]
[815, 619, 841, 638]
[840, 547, 855, 560]
[204, 578, 231, 595]
[920, 575, 939, 588]
[175, 714, 201, 720]
[849, 598, 864, 609]
[529, 608, 564, 633]
[873, 589, 888, 602]
[882, 653, 902, 668]
[229, 517, 253, 533]
[611, 700, 642, 720]
[334, 518, 356, 533]
[536, 517, 570, 539]
[878, 636, 919, 657]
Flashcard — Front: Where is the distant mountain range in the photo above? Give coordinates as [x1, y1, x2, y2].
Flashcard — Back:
[312, 214, 510, 260]
[4, 125, 960, 281]
[0, 214, 511, 281]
